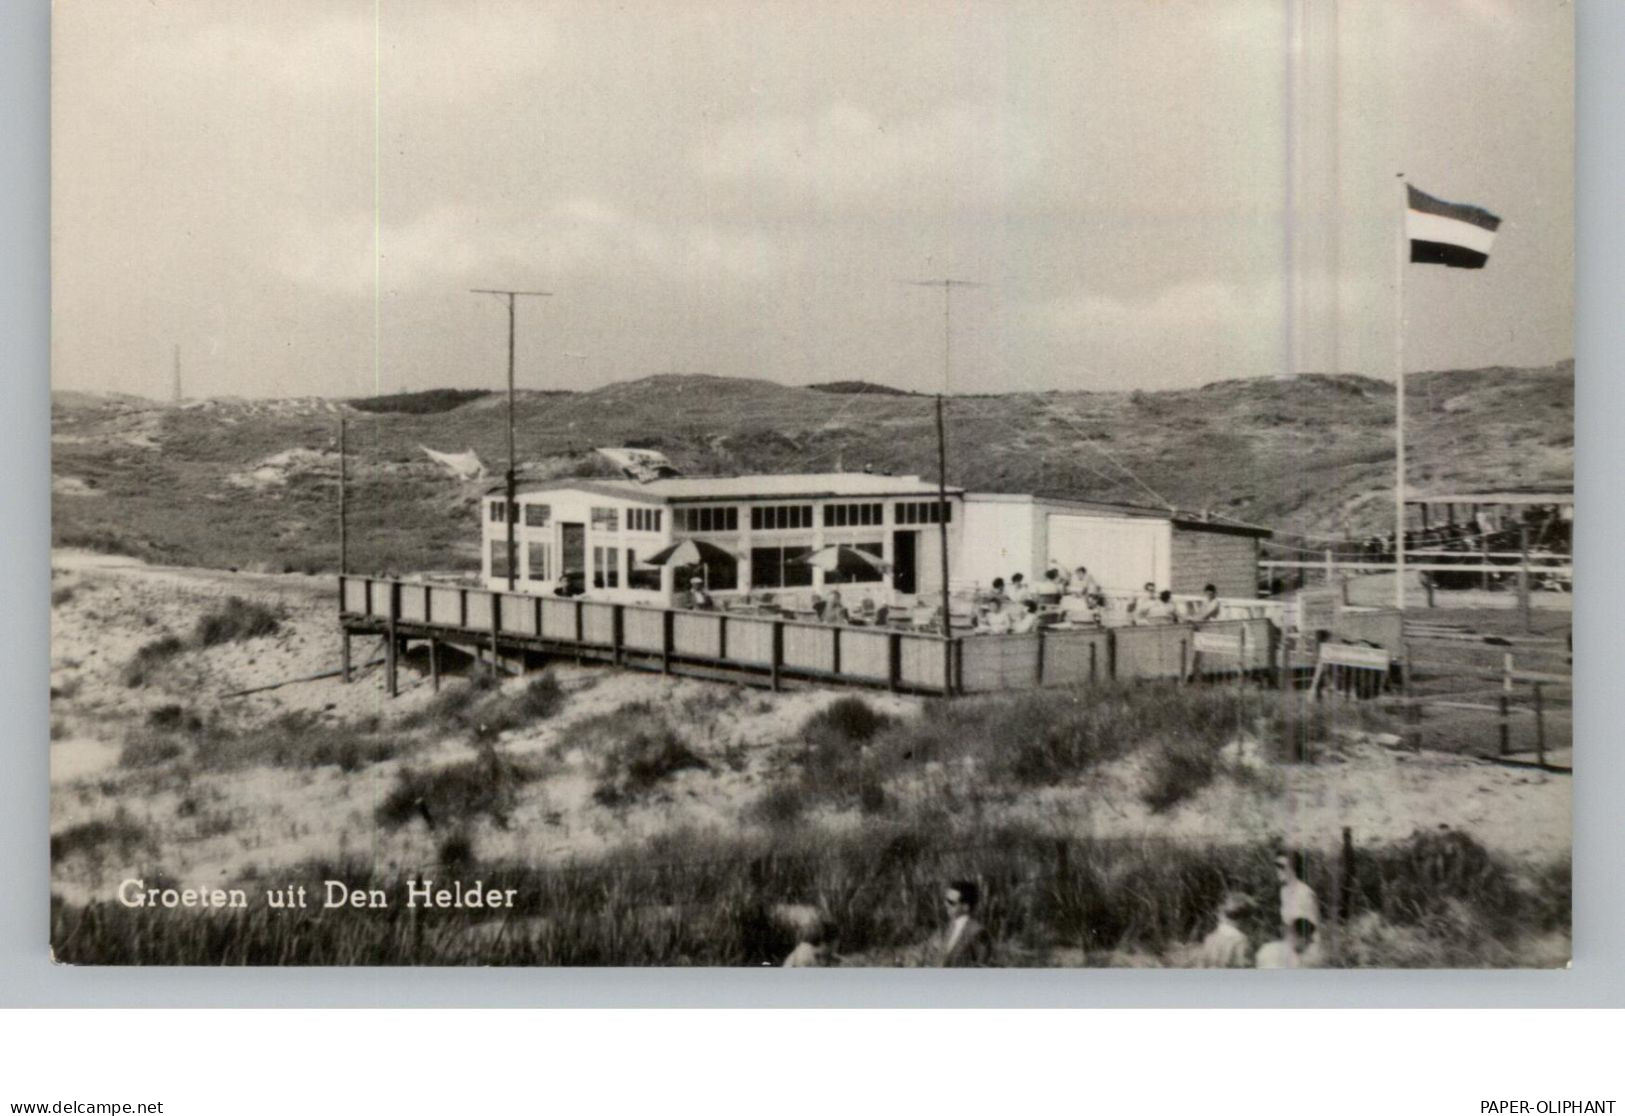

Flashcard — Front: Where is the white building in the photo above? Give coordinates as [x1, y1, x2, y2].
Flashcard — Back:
[958, 494, 1267, 599]
[481, 473, 960, 604]
[480, 472, 1266, 605]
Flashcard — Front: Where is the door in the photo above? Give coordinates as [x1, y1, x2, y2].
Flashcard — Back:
[892, 530, 918, 594]
[560, 523, 586, 592]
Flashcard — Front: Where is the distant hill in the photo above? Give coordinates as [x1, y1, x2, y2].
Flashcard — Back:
[51, 362, 1573, 575]
[349, 388, 494, 415]
[807, 380, 919, 396]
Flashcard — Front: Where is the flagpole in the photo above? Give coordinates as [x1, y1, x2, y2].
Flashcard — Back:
[1394, 173, 1408, 611]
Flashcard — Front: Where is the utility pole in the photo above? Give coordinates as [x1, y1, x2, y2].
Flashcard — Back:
[470, 288, 553, 590]
[172, 344, 182, 404]
[909, 278, 983, 693]
[338, 414, 348, 575]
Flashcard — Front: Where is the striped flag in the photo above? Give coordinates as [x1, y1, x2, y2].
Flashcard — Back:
[1407, 185, 1501, 269]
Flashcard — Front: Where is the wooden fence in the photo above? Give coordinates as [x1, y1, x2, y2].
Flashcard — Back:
[338, 576, 1278, 699]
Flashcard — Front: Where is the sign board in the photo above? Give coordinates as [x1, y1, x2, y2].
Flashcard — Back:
[1192, 631, 1244, 656]
[1317, 642, 1391, 670]
[1295, 591, 1338, 632]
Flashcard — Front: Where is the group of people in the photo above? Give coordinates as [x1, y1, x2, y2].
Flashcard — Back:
[1196, 851, 1325, 969]
[782, 879, 993, 968]
[781, 851, 1324, 969]
[967, 568, 1227, 633]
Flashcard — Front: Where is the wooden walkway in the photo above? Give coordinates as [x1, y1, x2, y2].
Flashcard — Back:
[338, 576, 1280, 698]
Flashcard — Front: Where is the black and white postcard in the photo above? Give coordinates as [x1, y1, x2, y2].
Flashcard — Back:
[49, 0, 1572, 967]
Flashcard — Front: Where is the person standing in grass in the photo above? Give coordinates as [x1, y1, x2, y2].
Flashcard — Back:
[1274, 850, 1320, 932]
[935, 880, 991, 967]
[1197, 893, 1254, 968]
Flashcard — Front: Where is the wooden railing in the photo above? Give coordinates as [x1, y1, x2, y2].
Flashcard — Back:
[338, 576, 1279, 698]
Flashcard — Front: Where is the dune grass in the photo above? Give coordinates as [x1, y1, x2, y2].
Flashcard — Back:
[49, 825, 1568, 967]
[193, 597, 282, 647]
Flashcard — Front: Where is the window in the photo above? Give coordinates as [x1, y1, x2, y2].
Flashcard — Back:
[674, 506, 738, 533]
[591, 507, 619, 532]
[750, 504, 813, 531]
[750, 546, 813, 589]
[627, 507, 663, 533]
[490, 500, 516, 524]
[592, 545, 620, 589]
[825, 541, 884, 584]
[895, 500, 952, 525]
[524, 504, 551, 528]
[823, 502, 883, 528]
[490, 538, 512, 578]
[627, 548, 661, 590]
[526, 542, 551, 581]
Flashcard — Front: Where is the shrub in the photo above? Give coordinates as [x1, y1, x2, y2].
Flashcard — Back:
[51, 808, 150, 865]
[51, 586, 75, 607]
[208, 711, 403, 773]
[403, 672, 565, 741]
[438, 829, 477, 871]
[147, 704, 204, 733]
[119, 729, 188, 769]
[194, 597, 281, 647]
[592, 727, 708, 807]
[1140, 735, 1222, 812]
[376, 745, 536, 830]
[121, 635, 184, 688]
[808, 696, 893, 743]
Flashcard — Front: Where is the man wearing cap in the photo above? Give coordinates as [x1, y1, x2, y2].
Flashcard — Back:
[680, 576, 714, 611]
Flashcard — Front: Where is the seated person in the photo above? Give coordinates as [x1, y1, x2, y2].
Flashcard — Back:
[1192, 583, 1223, 623]
[677, 577, 713, 610]
[1129, 581, 1157, 617]
[1011, 599, 1040, 634]
[983, 598, 1016, 635]
[823, 589, 850, 625]
[1039, 568, 1067, 603]
[1009, 573, 1034, 605]
[810, 592, 826, 621]
[1070, 566, 1102, 600]
[1135, 589, 1180, 625]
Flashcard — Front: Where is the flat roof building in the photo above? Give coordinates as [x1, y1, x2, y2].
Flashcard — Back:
[479, 472, 1267, 605]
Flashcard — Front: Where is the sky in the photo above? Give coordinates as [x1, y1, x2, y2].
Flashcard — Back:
[51, 0, 1573, 400]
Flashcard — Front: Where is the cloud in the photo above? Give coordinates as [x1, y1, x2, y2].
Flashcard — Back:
[695, 100, 1041, 205]
[274, 199, 787, 295]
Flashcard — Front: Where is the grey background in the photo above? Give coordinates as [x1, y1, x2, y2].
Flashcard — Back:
[4, 0, 1614, 1006]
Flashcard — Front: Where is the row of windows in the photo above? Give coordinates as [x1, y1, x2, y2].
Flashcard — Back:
[496, 497, 951, 532]
[675, 506, 739, 533]
[501, 538, 883, 589]
[751, 504, 814, 531]
[489, 502, 551, 526]
[896, 500, 951, 525]
[824, 502, 883, 528]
